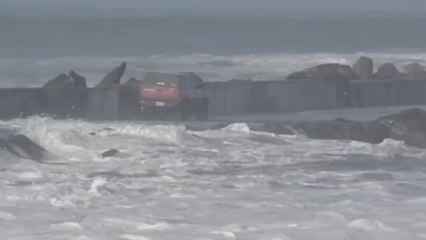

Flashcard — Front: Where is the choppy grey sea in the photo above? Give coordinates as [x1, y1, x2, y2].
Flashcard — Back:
[1, 15, 426, 240]
[0, 107, 426, 239]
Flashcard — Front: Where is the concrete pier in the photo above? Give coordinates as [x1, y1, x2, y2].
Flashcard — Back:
[0, 79, 425, 120]
[204, 79, 426, 117]
[351, 80, 426, 107]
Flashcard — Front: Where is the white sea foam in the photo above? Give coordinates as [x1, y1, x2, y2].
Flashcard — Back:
[50, 222, 84, 231]
[119, 235, 153, 240]
[0, 211, 16, 221]
[348, 219, 398, 233]
[103, 218, 170, 231]
[0, 113, 425, 239]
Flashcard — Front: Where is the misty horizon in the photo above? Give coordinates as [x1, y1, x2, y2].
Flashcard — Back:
[2, 0, 426, 86]
[1, 0, 426, 18]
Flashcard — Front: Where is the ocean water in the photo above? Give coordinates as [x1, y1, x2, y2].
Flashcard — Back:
[2, 53, 426, 87]
[1, 15, 426, 240]
[1, 114, 426, 239]
[1, 16, 426, 86]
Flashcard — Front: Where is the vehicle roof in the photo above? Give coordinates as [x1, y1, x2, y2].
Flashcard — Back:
[143, 72, 203, 83]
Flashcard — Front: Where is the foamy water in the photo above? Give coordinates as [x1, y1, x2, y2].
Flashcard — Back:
[1, 52, 426, 87]
[1, 115, 426, 239]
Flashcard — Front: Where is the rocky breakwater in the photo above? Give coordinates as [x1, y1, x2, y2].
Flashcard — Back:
[43, 70, 87, 88]
[43, 62, 128, 89]
[286, 63, 360, 108]
[286, 56, 426, 81]
[42, 70, 89, 118]
[249, 108, 426, 149]
[94, 62, 127, 88]
[0, 62, 142, 120]
[372, 61, 426, 80]
[284, 57, 426, 109]
[0, 69, 90, 119]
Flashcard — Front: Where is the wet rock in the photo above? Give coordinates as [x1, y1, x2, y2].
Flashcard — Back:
[289, 120, 391, 144]
[287, 63, 359, 81]
[43, 73, 74, 88]
[286, 63, 356, 108]
[373, 63, 402, 80]
[379, 108, 426, 128]
[378, 108, 426, 148]
[89, 127, 114, 136]
[95, 62, 127, 88]
[401, 133, 426, 149]
[179, 72, 204, 89]
[181, 72, 204, 83]
[404, 63, 425, 75]
[69, 70, 87, 88]
[249, 108, 426, 148]
[352, 56, 373, 79]
[184, 109, 426, 148]
[43, 71, 88, 88]
[101, 149, 119, 158]
[252, 119, 391, 144]
[0, 134, 48, 162]
[403, 63, 426, 79]
[124, 77, 142, 86]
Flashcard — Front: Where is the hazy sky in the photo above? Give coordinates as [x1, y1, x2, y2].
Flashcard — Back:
[1, 0, 425, 17]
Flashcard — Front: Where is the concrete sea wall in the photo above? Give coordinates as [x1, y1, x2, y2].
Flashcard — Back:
[0, 79, 426, 120]
[0, 87, 141, 120]
[351, 80, 426, 107]
[205, 79, 426, 116]
[0, 88, 89, 119]
[205, 80, 340, 116]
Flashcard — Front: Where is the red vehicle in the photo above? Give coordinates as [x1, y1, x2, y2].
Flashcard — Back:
[139, 72, 209, 120]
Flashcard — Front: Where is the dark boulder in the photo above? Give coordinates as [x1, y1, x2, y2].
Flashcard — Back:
[69, 70, 87, 88]
[185, 109, 426, 149]
[247, 119, 390, 144]
[250, 119, 391, 145]
[181, 72, 204, 83]
[287, 63, 359, 81]
[378, 108, 426, 127]
[403, 63, 426, 79]
[377, 108, 426, 148]
[373, 63, 402, 80]
[352, 56, 373, 79]
[247, 108, 426, 149]
[43, 73, 74, 88]
[124, 77, 142, 86]
[43, 71, 88, 88]
[101, 149, 119, 158]
[286, 63, 357, 108]
[290, 120, 391, 144]
[95, 62, 127, 88]
[0, 134, 48, 162]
